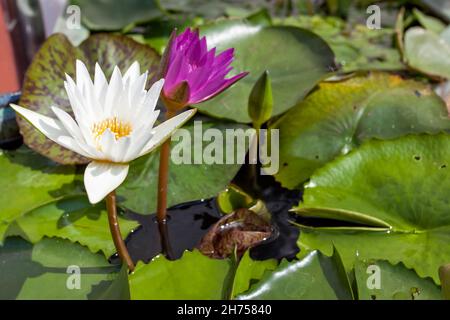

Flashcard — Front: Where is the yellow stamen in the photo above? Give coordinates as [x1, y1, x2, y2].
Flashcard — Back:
[92, 117, 132, 140]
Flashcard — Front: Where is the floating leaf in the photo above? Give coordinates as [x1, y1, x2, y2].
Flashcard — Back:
[273, 72, 450, 188]
[71, 0, 163, 30]
[355, 259, 441, 300]
[0, 147, 137, 256]
[196, 18, 336, 123]
[0, 147, 77, 242]
[230, 250, 277, 299]
[404, 27, 450, 80]
[18, 33, 160, 164]
[129, 250, 231, 299]
[7, 196, 138, 257]
[236, 250, 354, 300]
[0, 237, 121, 300]
[274, 15, 404, 72]
[117, 121, 250, 214]
[295, 134, 450, 283]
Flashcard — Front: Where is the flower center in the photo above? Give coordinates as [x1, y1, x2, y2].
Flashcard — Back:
[92, 117, 132, 140]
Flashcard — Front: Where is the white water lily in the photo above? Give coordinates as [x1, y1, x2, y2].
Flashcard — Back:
[11, 60, 195, 204]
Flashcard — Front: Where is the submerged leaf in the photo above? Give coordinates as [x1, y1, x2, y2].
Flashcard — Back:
[198, 208, 272, 259]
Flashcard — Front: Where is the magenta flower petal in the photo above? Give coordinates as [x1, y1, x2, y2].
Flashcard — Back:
[162, 28, 248, 108]
[190, 72, 249, 104]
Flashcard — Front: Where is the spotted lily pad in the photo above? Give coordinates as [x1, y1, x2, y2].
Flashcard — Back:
[18, 33, 160, 164]
[295, 134, 450, 284]
[273, 72, 450, 189]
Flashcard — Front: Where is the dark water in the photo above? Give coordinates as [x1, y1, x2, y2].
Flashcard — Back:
[110, 169, 303, 265]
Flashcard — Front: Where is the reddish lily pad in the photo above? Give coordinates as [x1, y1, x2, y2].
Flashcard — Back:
[198, 208, 272, 259]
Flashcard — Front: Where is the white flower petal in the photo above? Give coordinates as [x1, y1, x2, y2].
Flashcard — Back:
[98, 129, 131, 162]
[76, 59, 93, 91]
[94, 63, 108, 97]
[138, 108, 196, 157]
[51, 106, 84, 143]
[10, 104, 91, 158]
[143, 78, 165, 113]
[104, 66, 123, 116]
[123, 61, 140, 84]
[84, 161, 129, 204]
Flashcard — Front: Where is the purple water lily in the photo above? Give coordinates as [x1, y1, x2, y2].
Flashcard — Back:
[162, 28, 248, 108]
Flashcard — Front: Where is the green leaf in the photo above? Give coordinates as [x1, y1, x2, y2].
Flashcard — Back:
[274, 15, 404, 72]
[236, 250, 354, 300]
[7, 195, 138, 257]
[196, 19, 336, 123]
[296, 134, 450, 283]
[0, 237, 122, 299]
[117, 121, 250, 214]
[404, 27, 450, 80]
[88, 263, 130, 300]
[0, 147, 77, 242]
[19, 33, 160, 164]
[0, 147, 137, 257]
[248, 70, 273, 129]
[355, 259, 442, 300]
[70, 0, 163, 30]
[230, 250, 277, 298]
[413, 9, 446, 34]
[273, 72, 450, 189]
[217, 185, 254, 214]
[129, 250, 231, 299]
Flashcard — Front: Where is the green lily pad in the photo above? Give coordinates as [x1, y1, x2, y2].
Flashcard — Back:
[274, 15, 404, 72]
[70, 0, 163, 30]
[7, 195, 138, 258]
[117, 121, 250, 214]
[236, 249, 354, 300]
[0, 147, 77, 242]
[273, 72, 450, 189]
[0, 147, 137, 257]
[354, 259, 442, 300]
[196, 18, 336, 123]
[295, 134, 450, 284]
[129, 250, 231, 299]
[0, 237, 122, 300]
[230, 250, 277, 299]
[18, 33, 160, 164]
[404, 27, 450, 79]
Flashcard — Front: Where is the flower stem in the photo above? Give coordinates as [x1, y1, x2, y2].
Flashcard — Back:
[156, 109, 176, 259]
[106, 191, 135, 272]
